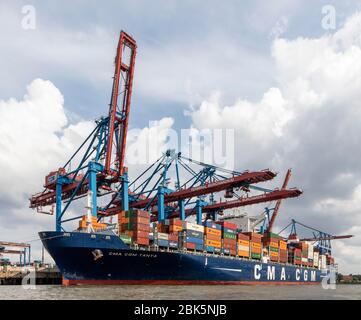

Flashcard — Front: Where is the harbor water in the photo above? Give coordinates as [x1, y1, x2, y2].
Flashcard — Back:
[0, 284, 360, 300]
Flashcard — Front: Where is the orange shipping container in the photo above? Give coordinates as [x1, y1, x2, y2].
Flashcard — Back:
[205, 239, 222, 248]
[269, 241, 279, 248]
[237, 239, 250, 247]
[251, 247, 262, 254]
[205, 227, 221, 236]
[169, 225, 183, 233]
[205, 234, 222, 241]
[238, 250, 250, 258]
[251, 242, 261, 249]
[237, 245, 250, 252]
[270, 251, 279, 257]
[279, 240, 287, 248]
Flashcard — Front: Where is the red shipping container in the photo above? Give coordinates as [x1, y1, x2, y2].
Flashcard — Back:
[216, 221, 238, 230]
[229, 249, 237, 256]
[169, 218, 183, 227]
[237, 233, 250, 241]
[186, 243, 196, 250]
[132, 210, 150, 218]
[134, 237, 149, 245]
[168, 233, 178, 241]
[223, 243, 237, 250]
[223, 238, 237, 245]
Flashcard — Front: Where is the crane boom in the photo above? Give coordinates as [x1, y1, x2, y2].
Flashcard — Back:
[267, 168, 292, 232]
[128, 170, 276, 209]
[164, 188, 302, 219]
[300, 235, 353, 241]
[105, 31, 137, 177]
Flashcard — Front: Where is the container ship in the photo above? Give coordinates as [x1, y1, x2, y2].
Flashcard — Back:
[30, 31, 351, 285]
[40, 217, 325, 285]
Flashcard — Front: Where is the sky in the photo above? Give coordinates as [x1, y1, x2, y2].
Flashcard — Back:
[0, 0, 361, 274]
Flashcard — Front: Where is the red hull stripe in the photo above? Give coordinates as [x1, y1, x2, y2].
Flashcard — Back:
[62, 279, 320, 286]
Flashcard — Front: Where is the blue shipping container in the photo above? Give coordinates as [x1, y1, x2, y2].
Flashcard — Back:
[186, 236, 204, 245]
[185, 230, 203, 239]
[205, 246, 215, 253]
[203, 221, 221, 230]
[157, 239, 169, 247]
[195, 244, 204, 251]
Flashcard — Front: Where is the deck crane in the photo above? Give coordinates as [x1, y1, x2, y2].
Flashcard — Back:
[29, 31, 303, 232]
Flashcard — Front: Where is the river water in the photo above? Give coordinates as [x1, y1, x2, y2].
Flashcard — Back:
[0, 284, 360, 300]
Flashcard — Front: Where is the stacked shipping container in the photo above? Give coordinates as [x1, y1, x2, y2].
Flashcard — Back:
[262, 233, 279, 262]
[116, 211, 326, 269]
[244, 232, 262, 260]
[118, 210, 150, 245]
[181, 221, 204, 251]
[237, 233, 250, 258]
[203, 221, 222, 253]
[218, 221, 238, 256]
[279, 240, 287, 263]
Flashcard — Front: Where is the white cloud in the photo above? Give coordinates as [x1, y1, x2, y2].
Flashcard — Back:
[0, 79, 94, 205]
[0, 79, 97, 262]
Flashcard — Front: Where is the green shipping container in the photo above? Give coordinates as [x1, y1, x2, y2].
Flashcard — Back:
[251, 253, 261, 259]
[119, 234, 132, 244]
[270, 247, 279, 252]
[223, 232, 237, 240]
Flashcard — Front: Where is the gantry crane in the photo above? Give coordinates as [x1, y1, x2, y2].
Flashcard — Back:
[0, 241, 31, 266]
[29, 31, 303, 232]
[278, 219, 353, 255]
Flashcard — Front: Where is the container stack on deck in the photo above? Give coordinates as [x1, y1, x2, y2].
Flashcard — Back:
[118, 209, 150, 246]
[237, 233, 250, 258]
[181, 222, 204, 251]
[218, 221, 237, 256]
[244, 232, 262, 260]
[307, 241, 314, 267]
[262, 232, 279, 262]
[116, 210, 333, 269]
[203, 221, 222, 253]
[300, 242, 308, 267]
[288, 246, 301, 265]
[313, 248, 319, 268]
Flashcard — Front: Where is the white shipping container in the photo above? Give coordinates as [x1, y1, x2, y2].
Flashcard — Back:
[313, 252, 319, 263]
[319, 255, 327, 269]
[307, 242, 314, 259]
[183, 221, 204, 232]
[237, 245, 250, 252]
[301, 257, 308, 263]
[157, 232, 169, 240]
[313, 258, 319, 267]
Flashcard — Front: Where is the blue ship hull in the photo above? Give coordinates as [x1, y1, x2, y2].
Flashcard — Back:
[40, 231, 322, 285]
